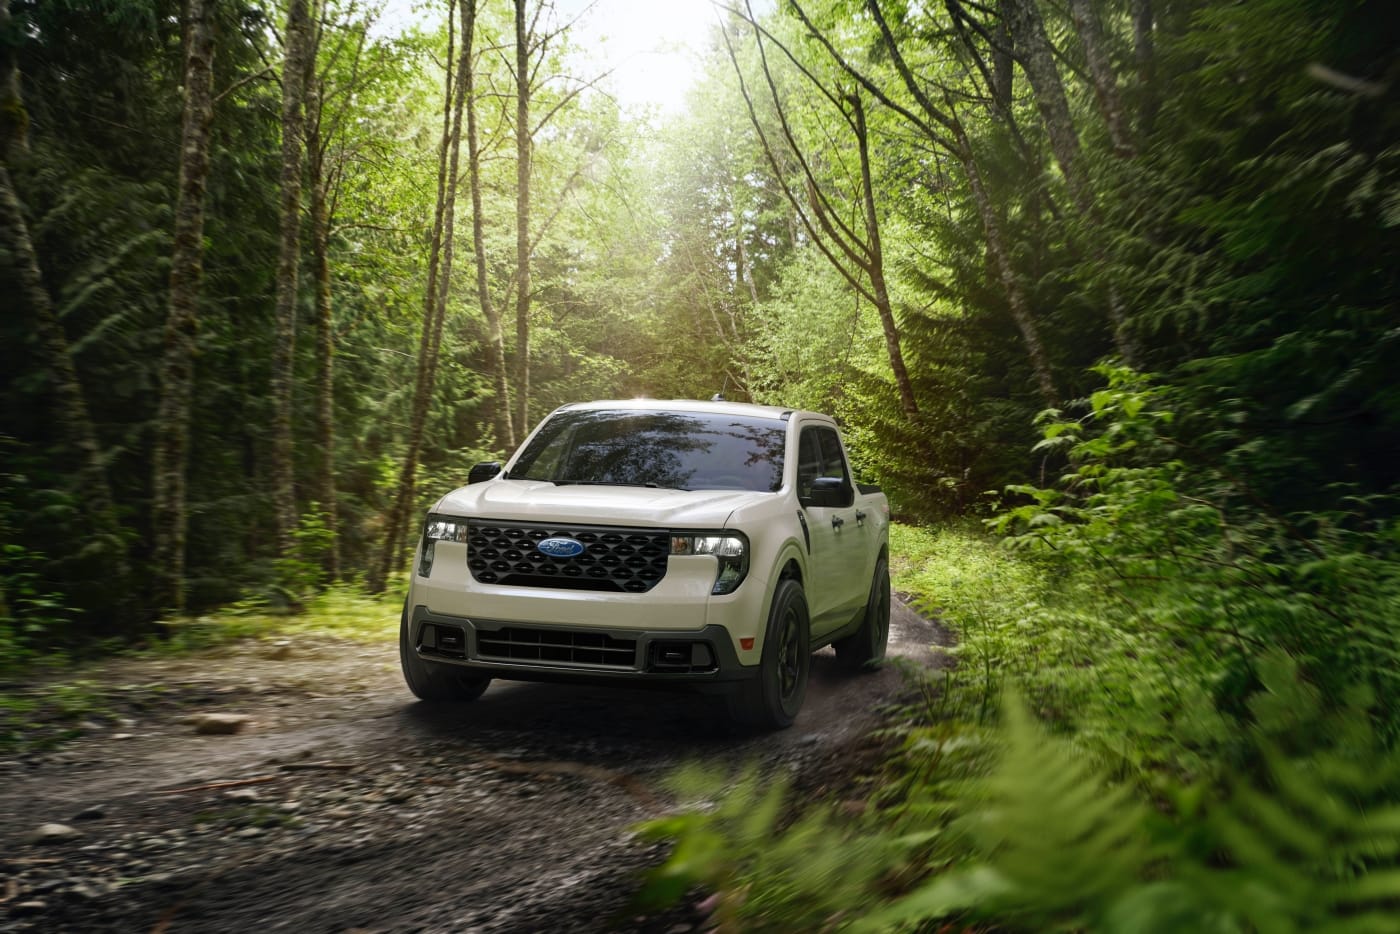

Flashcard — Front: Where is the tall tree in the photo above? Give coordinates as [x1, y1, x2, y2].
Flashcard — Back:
[464, 0, 516, 450]
[150, 0, 218, 613]
[1129, 0, 1156, 135]
[999, 0, 1138, 363]
[305, 21, 338, 580]
[271, 0, 312, 557]
[787, 0, 1060, 403]
[512, 0, 533, 435]
[1066, 0, 1134, 156]
[724, 8, 919, 414]
[0, 2, 118, 510]
[302, 1, 380, 581]
[369, 0, 472, 593]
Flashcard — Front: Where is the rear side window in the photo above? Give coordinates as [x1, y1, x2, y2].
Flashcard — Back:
[510, 410, 786, 492]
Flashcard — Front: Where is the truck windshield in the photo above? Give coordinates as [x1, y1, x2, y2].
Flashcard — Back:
[508, 409, 786, 493]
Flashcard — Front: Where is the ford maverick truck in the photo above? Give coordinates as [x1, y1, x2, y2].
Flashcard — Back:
[400, 399, 891, 728]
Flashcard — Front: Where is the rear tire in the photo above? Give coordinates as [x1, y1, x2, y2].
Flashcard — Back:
[835, 556, 890, 672]
[399, 603, 491, 702]
[728, 579, 810, 729]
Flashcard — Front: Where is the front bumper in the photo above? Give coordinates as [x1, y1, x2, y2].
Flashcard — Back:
[408, 604, 759, 688]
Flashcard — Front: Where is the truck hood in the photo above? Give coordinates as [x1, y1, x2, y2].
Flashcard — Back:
[433, 480, 772, 528]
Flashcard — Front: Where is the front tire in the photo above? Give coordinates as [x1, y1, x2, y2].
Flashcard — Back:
[835, 556, 890, 672]
[728, 579, 810, 729]
[399, 603, 491, 702]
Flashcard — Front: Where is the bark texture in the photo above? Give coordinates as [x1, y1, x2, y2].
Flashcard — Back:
[1131, 0, 1157, 135]
[513, 0, 533, 437]
[850, 94, 919, 415]
[0, 0, 28, 163]
[306, 56, 339, 581]
[1, 0, 114, 487]
[464, 0, 516, 451]
[270, 0, 311, 558]
[1001, 0, 1140, 365]
[1067, 0, 1134, 155]
[1002, 0, 1093, 216]
[150, 0, 217, 612]
[956, 119, 1058, 405]
[369, 0, 470, 593]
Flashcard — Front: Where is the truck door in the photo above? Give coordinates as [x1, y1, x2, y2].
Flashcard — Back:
[796, 424, 869, 637]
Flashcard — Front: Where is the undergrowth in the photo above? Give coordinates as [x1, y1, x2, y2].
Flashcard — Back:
[636, 369, 1400, 931]
[0, 582, 403, 754]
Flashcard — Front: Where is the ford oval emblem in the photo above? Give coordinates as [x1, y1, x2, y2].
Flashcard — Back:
[537, 536, 585, 558]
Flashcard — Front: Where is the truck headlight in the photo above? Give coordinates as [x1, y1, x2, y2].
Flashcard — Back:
[419, 514, 468, 578]
[671, 532, 749, 595]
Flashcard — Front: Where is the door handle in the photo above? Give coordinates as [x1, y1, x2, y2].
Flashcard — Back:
[832, 515, 844, 530]
[855, 509, 867, 526]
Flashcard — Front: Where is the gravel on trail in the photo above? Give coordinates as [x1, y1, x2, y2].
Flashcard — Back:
[0, 598, 949, 933]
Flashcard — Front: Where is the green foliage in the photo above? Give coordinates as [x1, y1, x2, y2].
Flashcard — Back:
[0, 449, 76, 674]
[635, 764, 915, 930]
[269, 505, 337, 604]
[994, 369, 1400, 751]
[157, 580, 402, 653]
[871, 694, 1154, 932]
[0, 680, 106, 753]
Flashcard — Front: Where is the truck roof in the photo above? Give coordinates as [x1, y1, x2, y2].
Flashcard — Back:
[557, 398, 806, 421]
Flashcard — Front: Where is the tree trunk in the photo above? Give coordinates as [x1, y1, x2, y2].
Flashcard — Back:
[148, 0, 215, 613]
[1066, 0, 1134, 156]
[1002, 0, 1093, 217]
[270, 0, 311, 558]
[991, 0, 1014, 113]
[728, 7, 919, 415]
[464, 0, 515, 452]
[370, 2, 457, 593]
[1131, 0, 1157, 135]
[369, 0, 470, 593]
[1002, 0, 1140, 365]
[958, 130, 1059, 406]
[513, 0, 532, 437]
[305, 59, 339, 581]
[851, 93, 919, 415]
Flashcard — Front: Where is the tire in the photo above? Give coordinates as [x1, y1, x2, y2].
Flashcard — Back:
[835, 556, 890, 672]
[399, 603, 491, 702]
[728, 579, 810, 729]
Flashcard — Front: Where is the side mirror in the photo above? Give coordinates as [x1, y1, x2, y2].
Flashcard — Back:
[467, 461, 502, 484]
[801, 476, 849, 509]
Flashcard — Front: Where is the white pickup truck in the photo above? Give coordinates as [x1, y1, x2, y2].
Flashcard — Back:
[400, 398, 891, 728]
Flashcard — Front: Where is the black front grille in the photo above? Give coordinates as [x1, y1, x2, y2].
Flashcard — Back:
[466, 521, 669, 593]
[476, 626, 638, 668]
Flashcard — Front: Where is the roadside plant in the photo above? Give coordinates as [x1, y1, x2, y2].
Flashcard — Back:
[0, 459, 75, 674]
[269, 504, 337, 608]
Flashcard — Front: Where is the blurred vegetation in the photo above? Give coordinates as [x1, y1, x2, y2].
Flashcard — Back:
[0, 583, 401, 751]
[1, 0, 1397, 927]
[639, 380, 1400, 930]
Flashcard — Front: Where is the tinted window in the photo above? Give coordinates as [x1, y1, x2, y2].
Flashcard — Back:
[796, 425, 850, 500]
[510, 410, 786, 493]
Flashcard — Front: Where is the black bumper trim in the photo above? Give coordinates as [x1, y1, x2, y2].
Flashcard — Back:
[409, 605, 758, 686]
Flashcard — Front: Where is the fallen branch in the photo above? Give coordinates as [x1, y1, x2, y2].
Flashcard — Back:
[276, 761, 357, 772]
[153, 775, 282, 796]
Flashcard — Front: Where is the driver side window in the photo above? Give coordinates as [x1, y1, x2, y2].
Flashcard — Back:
[797, 425, 850, 504]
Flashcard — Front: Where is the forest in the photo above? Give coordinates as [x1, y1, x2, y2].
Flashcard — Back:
[3, 0, 1399, 928]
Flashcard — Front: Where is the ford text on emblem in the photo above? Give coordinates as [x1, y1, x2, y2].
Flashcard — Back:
[537, 537, 585, 558]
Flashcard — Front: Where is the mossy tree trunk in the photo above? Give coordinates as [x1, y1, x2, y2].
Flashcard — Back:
[150, 0, 218, 613]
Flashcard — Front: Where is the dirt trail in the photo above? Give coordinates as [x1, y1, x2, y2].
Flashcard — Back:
[0, 599, 948, 932]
